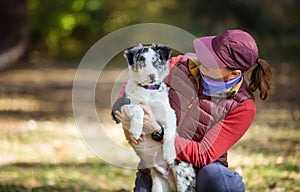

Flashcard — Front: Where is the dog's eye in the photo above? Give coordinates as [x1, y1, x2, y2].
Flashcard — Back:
[153, 52, 164, 61]
[152, 53, 160, 61]
[138, 55, 145, 62]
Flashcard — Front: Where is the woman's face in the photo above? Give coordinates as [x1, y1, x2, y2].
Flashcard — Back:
[199, 65, 241, 82]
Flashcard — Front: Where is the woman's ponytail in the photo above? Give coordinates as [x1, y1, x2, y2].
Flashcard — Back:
[248, 59, 273, 100]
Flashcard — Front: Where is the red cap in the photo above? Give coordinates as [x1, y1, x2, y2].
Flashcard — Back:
[193, 29, 258, 72]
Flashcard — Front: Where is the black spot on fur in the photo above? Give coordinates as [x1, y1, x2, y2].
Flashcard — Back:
[151, 44, 172, 62]
[141, 47, 149, 53]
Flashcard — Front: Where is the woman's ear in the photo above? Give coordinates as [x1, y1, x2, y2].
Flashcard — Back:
[228, 70, 241, 80]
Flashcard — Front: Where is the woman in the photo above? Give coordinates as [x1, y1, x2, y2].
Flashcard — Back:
[115, 29, 272, 191]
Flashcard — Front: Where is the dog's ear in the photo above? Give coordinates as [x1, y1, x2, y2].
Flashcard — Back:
[124, 44, 144, 65]
[153, 44, 172, 62]
[151, 43, 156, 49]
[123, 50, 134, 65]
[137, 43, 143, 48]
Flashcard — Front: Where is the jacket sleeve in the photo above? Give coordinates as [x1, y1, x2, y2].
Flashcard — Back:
[164, 55, 183, 85]
[111, 82, 130, 123]
[175, 100, 256, 168]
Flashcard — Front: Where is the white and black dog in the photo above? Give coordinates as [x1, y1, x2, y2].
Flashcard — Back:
[112, 43, 196, 192]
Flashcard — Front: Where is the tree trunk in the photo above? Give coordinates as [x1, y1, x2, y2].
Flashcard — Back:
[0, 0, 29, 69]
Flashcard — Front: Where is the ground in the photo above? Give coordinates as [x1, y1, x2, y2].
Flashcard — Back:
[0, 61, 299, 191]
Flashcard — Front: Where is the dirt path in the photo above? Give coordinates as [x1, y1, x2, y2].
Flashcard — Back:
[0, 63, 298, 131]
[0, 63, 299, 161]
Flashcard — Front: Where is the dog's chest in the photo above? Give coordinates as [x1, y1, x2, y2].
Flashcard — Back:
[125, 80, 168, 104]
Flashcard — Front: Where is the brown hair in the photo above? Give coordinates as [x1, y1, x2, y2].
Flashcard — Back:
[248, 59, 273, 100]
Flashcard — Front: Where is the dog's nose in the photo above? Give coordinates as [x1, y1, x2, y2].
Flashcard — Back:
[149, 74, 155, 81]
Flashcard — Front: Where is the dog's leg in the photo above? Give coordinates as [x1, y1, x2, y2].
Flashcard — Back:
[151, 169, 170, 192]
[162, 111, 177, 165]
[151, 102, 176, 164]
[121, 104, 144, 140]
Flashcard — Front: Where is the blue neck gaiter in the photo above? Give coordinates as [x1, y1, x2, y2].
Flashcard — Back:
[201, 73, 242, 95]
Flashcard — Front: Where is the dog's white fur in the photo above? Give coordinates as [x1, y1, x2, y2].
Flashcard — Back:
[122, 43, 176, 191]
[120, 43, 196, 192]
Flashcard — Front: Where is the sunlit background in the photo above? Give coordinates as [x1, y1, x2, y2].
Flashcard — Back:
[0, 0, 299, 191]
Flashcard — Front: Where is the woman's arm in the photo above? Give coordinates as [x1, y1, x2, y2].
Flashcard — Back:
[175, 100, 256, 168]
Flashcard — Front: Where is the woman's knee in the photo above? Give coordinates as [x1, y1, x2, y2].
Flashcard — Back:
[196, 162, 245, 192]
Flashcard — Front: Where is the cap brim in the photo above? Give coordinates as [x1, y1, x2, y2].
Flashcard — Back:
[193, 36, 226, 68]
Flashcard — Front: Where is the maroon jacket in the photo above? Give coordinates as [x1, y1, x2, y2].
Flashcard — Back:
[167, 55, 256, 168]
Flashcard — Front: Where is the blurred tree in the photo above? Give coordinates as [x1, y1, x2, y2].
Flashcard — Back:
[0, 0, 29, 69]
[26, 0, 300, 63]
[28, 0, 183, 61]
[187, 0, 300, 62]
[29, 0, 107, 60]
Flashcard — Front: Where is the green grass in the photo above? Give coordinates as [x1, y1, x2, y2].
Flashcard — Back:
[229, 123, 300, 192]
[0, 121, 136, 191]
[0, 119, 299, 191]
[0, 160, 135, 191]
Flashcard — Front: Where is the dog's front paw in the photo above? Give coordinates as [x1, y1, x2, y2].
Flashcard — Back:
[129, 131, 142, 141]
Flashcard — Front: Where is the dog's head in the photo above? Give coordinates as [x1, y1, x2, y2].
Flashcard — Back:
[124, 43, 172, 85]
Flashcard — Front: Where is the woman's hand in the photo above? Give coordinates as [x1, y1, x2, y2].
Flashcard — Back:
[114, 109, 144, 145]
[114, 104, 161, 144]
[140, 104, 161, 134]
